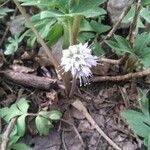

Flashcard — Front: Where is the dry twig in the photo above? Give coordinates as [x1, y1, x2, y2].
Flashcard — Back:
[72, 99, 121, 150]
[91, 69, 150, 82]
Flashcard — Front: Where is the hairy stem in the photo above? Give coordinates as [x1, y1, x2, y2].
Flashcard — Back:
[69, 16, 81, 45]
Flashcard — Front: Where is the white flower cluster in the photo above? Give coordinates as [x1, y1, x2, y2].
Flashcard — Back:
[61, 43, 97, 86]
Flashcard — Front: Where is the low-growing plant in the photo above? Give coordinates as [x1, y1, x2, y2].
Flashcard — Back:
[122, 89, 150, 149]
[4, 33, 25, 55]
[106, 32, 150, 72]
[0, 97, 62, 150]
[18, 0, 110, 51]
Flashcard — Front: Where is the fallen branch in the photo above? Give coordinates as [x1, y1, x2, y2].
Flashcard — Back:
[91, 69, 150, 82]
[2, 70, 58, 90]
[72, 99, 121, 150]
[100, 1, 134, 46]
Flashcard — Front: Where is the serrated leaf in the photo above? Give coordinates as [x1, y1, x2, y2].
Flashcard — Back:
[35, 116, 53, 136]
[49, 110, 62, 121]
[16, 97, 29, 113]
[10, 143, 32, 150]
[17, 115, 26, 137]
[122, 110, 150, 138]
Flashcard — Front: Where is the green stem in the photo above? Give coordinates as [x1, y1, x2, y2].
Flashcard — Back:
[69, 16, 81, 45]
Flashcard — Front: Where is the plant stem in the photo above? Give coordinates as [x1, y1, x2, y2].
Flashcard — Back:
[129, 0, 141, 48]
[69, 16, 81, 45]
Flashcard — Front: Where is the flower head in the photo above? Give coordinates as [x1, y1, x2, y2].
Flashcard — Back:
[61, 43, 97, 86]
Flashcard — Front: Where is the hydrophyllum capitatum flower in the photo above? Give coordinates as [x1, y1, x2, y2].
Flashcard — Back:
[61, 43, 97, 86]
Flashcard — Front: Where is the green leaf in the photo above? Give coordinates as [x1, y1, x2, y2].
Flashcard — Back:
[77, 7, 106, 18]
[71, 0, 106, 13]
[148, 133, 150, 150]
[4, 33, 23, 55]
[40, 10, 64, 19]
[106, 35, 133, 55]
[0, 107, 10, 119]
[7, 104, 23, 121]
[49, 110, 62, 121]
[41, 7, 106, 18]
[16, 97, 29, 113]
[10, 143, 32, 150]
[80, 19, 94, 32]
[122, 110, 150, 138]
[122, 5, 136, 23]
[142, 0, 150, 6]
[114, 35, 130, 49]
[39, 111, 50, 118]
[140, 7, 150, 23]
[90, 20, 111, 34]
[47, 23, 63, 47]
[0, 7, 13, 19]
[138, 89, 149, 117]
[92, 43, 105, 56]
[8, 135, 20, 147]
[17, 115, 26, 137]
[35, 116, 53, 136]
[135, 33, 150, 52]
[78, 32, 95, 43]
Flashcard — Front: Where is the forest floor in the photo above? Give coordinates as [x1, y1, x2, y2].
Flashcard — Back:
[0, 2, 148, 150]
